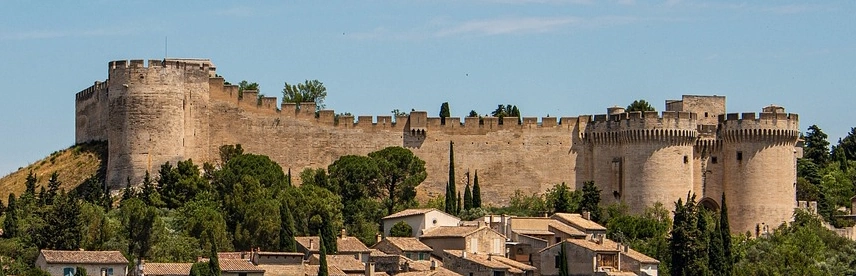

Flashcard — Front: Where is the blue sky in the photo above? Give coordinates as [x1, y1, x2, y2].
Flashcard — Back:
[1, 0, 854, 175]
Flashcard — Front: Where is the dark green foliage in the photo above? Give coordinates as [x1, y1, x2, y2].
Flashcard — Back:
[445, 141, 456, 214]
[439, 102, 450, 125]
[491, 104, 521, 125]
[805, 125, 831, 166]
[23, 171, 36, 199]
[207, 230, 221, 276]
[472, 171, 481, 208]
[45, 172, 60, 205]
[42, 192, 81, 250]
[318, 229, 329, 276]
[603, 202, 671, 273]
[557, 242, 569, 276]
[175, 195, 233, 253]
[120, 198, 158, 263]
[282, 79, 327, 111]
[320, 215, 337, 254]
[580, 181, 602, 223]
[545, 182, 580, 214]
[227, 176, 281, 251]
[720, 193, 733, 275]
[463, 182, 472, 211]
[708, 215, 726, 275]
[218, 144, 244, 165]
[140, 171, 164, 207]
[279, 202, 297, 252]
[626, 100, 655, 112]
[669, 193, 707, 276]
[327, 155, 381, 204]
[73, 267, 86, 276]
[502, 190, 548, 217]
[190, 262, 210, 276]
[215, 154, 287, 192]
[237, 80, 259, 100]
[4, 194, 17, 238]
[468, 110, 478, 117]
[456, 191, 462, 215]
[158, 160, 210, 209]
[390, 221, 413, 237]
[369, 146, 426, 215]
[836, 127, 856, 161]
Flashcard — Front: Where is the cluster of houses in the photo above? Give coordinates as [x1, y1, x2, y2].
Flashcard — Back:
[36, 209, 658, 276]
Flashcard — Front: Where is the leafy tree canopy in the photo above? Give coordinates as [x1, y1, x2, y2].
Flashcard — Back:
[282, 79, 327, 111]
[626, 100, 655, 112]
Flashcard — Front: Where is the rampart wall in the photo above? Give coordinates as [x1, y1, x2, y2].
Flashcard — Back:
[74, 59, 801, 234]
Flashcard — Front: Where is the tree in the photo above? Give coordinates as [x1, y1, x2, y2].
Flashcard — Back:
[140, 171, 164, 207]
[73, 267, 86, 276]
[218, 144, 244, 165]
[318, 229, 329, 276]
[835, 127, 856, 161]
[390, 221, 413, 237]
[669, 193, 707, 276]
[708, 215, 726, 275]
[190, 262, 210, 276]
[282, 79, 327, 112]
[804, 125, 831, 166]
[463, 182, 473, 211]
[439, 102, 451, 125]
[580, 181, 603, 223]
[279, 202, 297, 252]
[237, 80, 259, 97]
[472, 171, 482, 208]
[320, 214, 337, 254]
[456, 191, 462, 215]
[445, 141, 456, 214]
[120, 198, 159, 265]
[491, 104, 520, 125]
[4, 194, 17, 238]
[207, 230, 221, 276]
[468, 110, 478, 117]
[626, 100, 655, 112]
[558, 241, 569, 276]
[43, 192, 81, 250]
[23, 171, 37, 203]
[720, 193, 733, 275]
[175, 196, 233, 253]
[546, 182, 579, 214]
[46, 172, 60, 205]
[369, 147, 426, 215]
[158, 160, 211, 209]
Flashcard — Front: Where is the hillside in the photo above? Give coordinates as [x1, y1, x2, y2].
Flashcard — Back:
[0, 142, 106, 197]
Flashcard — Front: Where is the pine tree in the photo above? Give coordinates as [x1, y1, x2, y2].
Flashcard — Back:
[24, 171, 37, 198]
[558, 241, 569, 276]
[46, 172, 61, 205]
[580, 181, 602, 222]
[472, 171, 481, 208]
[279, 202, 297, 252]
[709, 215, 726, 275]
[74, 267, 86, 276]
[4, 194, 17, 238]
[463, 183, 473, 211]
[439, 102, 451, 125]
[720, 192, 733, 275]
[445, 141, 456, 214]
[319, 230, 329, 276]
[669, 193, 708, 276]
[140, 171, 159, 207]
[321, 215, 337, 254]
[804, 125, 831, 166]
[456, 191, 462, 215]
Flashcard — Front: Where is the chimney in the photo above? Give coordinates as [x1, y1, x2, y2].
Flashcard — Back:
[500, 214, 507, 237]
[430, 260, 437, 271]
[624, 245, 629, 253]
[309, 239, 314, 250]
[488, 254, 493, 261]
[582, 211, 591, 220]
[365, 262, 375, 276]
[341, 228, 347, 238]
[375, 233, 382, 244]
[462, 251, 467, 259]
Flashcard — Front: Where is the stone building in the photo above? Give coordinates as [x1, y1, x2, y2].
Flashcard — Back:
[441, 250, 536, 276]
[36, 250, 129, 276]
[382, 209, 462, 238]
[372, 237, 434, 261]
[419, 226, 506, 258]
[75, 59, 801, 234]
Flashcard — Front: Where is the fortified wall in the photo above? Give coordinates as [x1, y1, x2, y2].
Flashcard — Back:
[75, 59, 801, 234]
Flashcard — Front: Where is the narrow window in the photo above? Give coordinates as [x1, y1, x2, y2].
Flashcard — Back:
[711, 156, 718, 164]
[64, 268, 75, 276]
[683, 155, 689, 164]
[737, 151, 743, 161]
[704, 112, 709, 117]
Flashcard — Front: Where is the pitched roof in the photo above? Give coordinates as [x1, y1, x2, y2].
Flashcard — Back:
[257, 264, 347, 276]
[442, 250, 535, 274]
[511, 229, 555, 236]
[551, 213, 607, 231]
[548, 221, 587, 237]
[255, 251, 304, 257]
[218, 259, 265, 273]
[369, 249, 392, 257]
[419, 226, 481, 238]
[381, 237, 433, 252]
[217, 252, 247, 259]
[295, 237, 371, 253]
[564, 238, 621, 253]
[621, 246, 659, 264]
[308, 254, 365, 272]
[40, 250, 128, 265]
[396, 266, 461, 276]
[382, 209, 436, 220]
[143, 263, 193, 276]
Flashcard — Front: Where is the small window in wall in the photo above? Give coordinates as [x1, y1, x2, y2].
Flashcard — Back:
[555, 237, 561, 244]
[239, 273, 247, 276]
[683, 155, 689, 164]
[737, 151, 743, 161]
[704, 112, 709, 117]
[64, 267, 75, 276]
[419, 252, 426, 260]
[711, 156, 718, 164]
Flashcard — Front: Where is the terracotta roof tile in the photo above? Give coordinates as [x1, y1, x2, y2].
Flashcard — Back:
[395, 266, 461, 276]
[548, 221, 587, 237]
[143, 263, 192, 276]
[512, 229, 555, 236]
[308, 254, 365, 272]
[564, 238, 621, 252]
[442, 250, 534, 274]
[258, 264, 347, 276]
[383, 238, 433, 252]
[296, 237, 370, 253]
[551, 213, 607, 231]
[218, 259, 264, 273]
[419, 226, 480, 238]
[217, 252, 247, 259]
[369, 249, 391, 257]
[382, 209, 436, 220]
[40, 250, 128, 265]
[621, 246, 659, 264]
[255, 251, 304, 257]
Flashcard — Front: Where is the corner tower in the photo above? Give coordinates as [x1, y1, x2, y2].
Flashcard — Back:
[105, 59, 213, 188]
[720, 107, 799, 234]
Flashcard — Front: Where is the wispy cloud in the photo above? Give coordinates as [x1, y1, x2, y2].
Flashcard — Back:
[0, 27, 138, 41]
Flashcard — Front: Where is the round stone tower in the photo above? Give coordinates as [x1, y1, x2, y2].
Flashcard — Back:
[105, 59, 212, 188]
[721, 109, 799, 234]
[588, 110, 698, 211]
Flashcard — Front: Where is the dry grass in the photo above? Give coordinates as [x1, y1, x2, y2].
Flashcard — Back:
[0, 142, 106, 197]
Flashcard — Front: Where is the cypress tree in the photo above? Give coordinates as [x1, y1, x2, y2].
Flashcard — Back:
[321, 215, 337, 254]
[4, 194, 17, 238]
[445, 141, 456, 214]
[709, 215, 726, 275]
[319, 233, 329, 276]
[720, 192, 733, 275]
[472, 171, 481, 208]
[456, 191, 462, 215]
[46, 172, 60, 205]
[24, 171, 37, 198]
[558, 241, 569, 276]
[74, 267, 87, 276]
[463, 183, 473, 211]
[279, 202, 297, 252]
[207, 230, 221, 276]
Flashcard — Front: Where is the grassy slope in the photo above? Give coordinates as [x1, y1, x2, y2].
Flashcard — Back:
[0, 142, 106, 197]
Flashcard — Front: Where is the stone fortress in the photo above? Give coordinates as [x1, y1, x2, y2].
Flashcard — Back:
[75, 59, 801, 234]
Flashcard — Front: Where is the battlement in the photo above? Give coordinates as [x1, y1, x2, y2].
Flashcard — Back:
[719, 112, 800, 142]
[75, 80, 108, 102]
[589, 111, 697, 131]
[109, 59, 214, 70]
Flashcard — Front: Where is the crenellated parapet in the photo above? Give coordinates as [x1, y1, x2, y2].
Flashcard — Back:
[586, 111, 698, 145]
[719, 112, 800, 143]
[75, 81, 108, 102]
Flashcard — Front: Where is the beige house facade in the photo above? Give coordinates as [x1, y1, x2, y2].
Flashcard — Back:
[36, 250, 128, 276]
[382, 209, 461, 238]
[419, 226, 506, 258]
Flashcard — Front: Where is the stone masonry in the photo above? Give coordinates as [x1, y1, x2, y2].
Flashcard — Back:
[75, 59, 801, 234]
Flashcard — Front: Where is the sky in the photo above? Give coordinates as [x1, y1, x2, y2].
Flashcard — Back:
[0, 0, 854, 175]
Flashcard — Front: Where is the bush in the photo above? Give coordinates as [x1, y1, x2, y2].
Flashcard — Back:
[389, 221, 413, 237]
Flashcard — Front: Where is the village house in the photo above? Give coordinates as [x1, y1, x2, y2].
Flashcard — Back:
[550, 213, 607, 238]
[308, 254, 374, 275]
[538, 236, 658, 276]
[250, 251, 304, 265]
[296, 233, 372, 263]
[419, 226, 506, 258]
[256, 263, 348, 276]
[36, 250, 129, 276]
[142, 263, 193, 276]
[372, 237, 434, 261]
[441, 250, 536, 276]
[506, 217, 587, 265]
[382, 209, 461, 238]
[143, 259, 264, 276]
